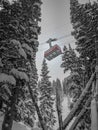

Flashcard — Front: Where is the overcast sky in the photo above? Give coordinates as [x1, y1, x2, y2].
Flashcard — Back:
[36, 0, 97, 81]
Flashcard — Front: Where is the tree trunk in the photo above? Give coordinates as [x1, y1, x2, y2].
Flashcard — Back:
[56, 85, 63, 130]
[95, 38, 98, 97]
[57, 72, 95, 130]
[67, 94, 71, 108]
[91, 37, 98, 130]
[2, 88, 17, 130]
[91, 98, 98, 130]
[2, 105, 14, 130]
[28, 85, 47, 130]
[69, 97, 91, 130]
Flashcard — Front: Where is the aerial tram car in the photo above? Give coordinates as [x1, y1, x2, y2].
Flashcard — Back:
[44, 38, 62, 61]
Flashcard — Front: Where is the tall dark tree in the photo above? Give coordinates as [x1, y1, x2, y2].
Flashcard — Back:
[0, 0, 30, 129]
[61, 43, 92, 130]
[65, 0, 98, 130]
[16, 0, 47, 129]
[61, 44, 84, 101]
[19, 0, 48, 129]
[0, 0, 43, 130]
[70, 0, 96, 78]
[39, 59, 56, 130]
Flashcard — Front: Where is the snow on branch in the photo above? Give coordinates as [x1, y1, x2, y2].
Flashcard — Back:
[22, 43, 33, 56]
[25, 38, 39, 46]
[10, 39, 27, 59]
[0, 58, 3, 67]
[33, 2, 41, 8]
[10, 68, 29, 82]
[0, 73, 16, 85]
[10, 39, 21, 47]
[1, 84, 12, 96]
[18, 47, 27, 59]
[22, 43, 33, 52]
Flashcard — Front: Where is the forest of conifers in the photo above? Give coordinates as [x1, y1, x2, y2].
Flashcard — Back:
[0, 0, 98, 130]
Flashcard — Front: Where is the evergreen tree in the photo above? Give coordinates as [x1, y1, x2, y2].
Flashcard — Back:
[61, 45, 83, 99]
[0, 1, 31, 130]
[19, 0, 47, 129]
[0, 0, 42, 129]
[61, 44, 90, 129]
[16, 0, 46, 129]
[61, 45, 71, 73]
[58, 1, 98, 129]
[68, 0, 98, 130]
[39, 59, 56, 130]
[70, 0, 97, 78]
[52, 79, 63, 97]
[61, 44, 80, 72]
[14, 0, 42, 126]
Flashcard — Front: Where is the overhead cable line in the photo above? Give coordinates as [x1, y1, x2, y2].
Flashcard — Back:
[39, 33, 72, 46]
[38, 39, 75, 52]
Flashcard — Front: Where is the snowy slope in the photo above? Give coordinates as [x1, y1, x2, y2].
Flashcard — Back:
[0, 115, 31, 130]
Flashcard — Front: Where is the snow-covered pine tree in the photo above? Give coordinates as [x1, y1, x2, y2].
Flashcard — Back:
[13, 0, 45, 129]
[70, 0, 96, 78]
[17, 0, 48, 129]
[61, 44, 80, 72]
[0, 1, 31, 130]
[61, 45, 71, 73]
[39, 59, 56, 130]
[69, 0, 98, 130]
[69, 1, 92, 129]
[14, 0, 42, 126]
[61, 45, 83, 108]
[61, 43, 91, 129]
[58, 1, 98, 129]
[0, 0, 43, 129]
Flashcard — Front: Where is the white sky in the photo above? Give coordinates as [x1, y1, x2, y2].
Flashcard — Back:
[36, 0, 75, 81]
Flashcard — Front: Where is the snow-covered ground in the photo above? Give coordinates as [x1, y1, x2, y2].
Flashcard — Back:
[0, 114, 31, 130]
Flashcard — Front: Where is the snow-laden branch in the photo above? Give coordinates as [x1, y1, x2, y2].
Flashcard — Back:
[0, 73, 16, 85]
[10, 68, 29, 82]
